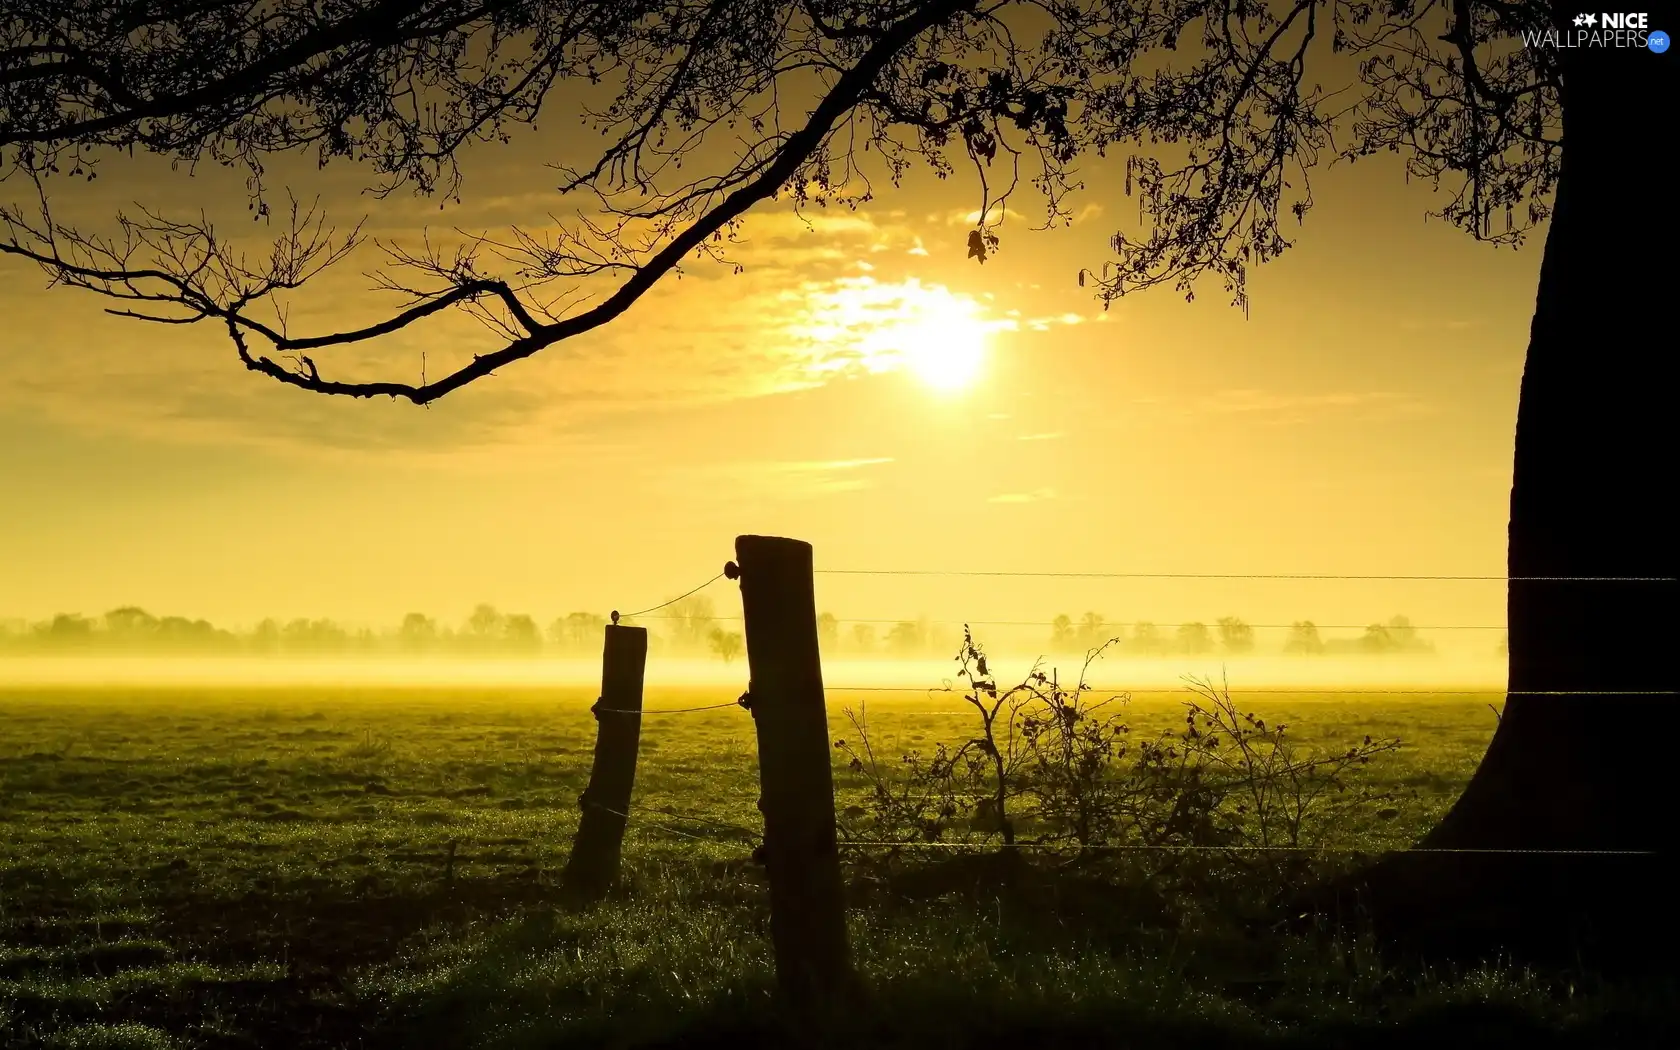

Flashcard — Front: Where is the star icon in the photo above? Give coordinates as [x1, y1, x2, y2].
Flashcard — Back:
[1584, 13, 1598, 26]
[1574, 13, 1587, 25]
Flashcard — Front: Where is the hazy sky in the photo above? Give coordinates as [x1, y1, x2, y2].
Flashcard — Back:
[0, 108, 1544, 649]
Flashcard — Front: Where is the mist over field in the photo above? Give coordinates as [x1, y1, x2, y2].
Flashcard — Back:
[0, 650, 1508, 691]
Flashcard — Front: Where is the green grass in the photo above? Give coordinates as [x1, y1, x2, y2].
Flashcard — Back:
[1, 685, 1670, 1048]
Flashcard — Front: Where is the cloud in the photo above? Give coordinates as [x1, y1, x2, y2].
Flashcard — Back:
[1397, 317, 1478, 331]
[1022, 311, 1097, 332]
[664, 456, 894, 500]
[773, 457, 895, 472]
[987, 488, 1057, 504]
[938, 206, 1031, 227]
[1194, 389, 1434, 423]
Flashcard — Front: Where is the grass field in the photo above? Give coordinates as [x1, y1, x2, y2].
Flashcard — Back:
[1, 683, 1672, 1049]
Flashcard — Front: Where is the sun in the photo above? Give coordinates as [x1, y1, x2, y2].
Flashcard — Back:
[890, 298, 990, 393]
[792, 277, 1001, 395]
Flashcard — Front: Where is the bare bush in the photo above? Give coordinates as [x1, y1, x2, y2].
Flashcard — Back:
[835, 627, 1404, 887]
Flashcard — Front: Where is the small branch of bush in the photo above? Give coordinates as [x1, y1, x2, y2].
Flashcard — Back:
[834, 628, 1406, 886]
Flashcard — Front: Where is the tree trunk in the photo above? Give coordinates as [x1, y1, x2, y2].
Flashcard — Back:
[1320, 20, 1676, 968]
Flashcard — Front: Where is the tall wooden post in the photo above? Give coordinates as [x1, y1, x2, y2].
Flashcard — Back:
[734, 535, 857, 1022]
[561, 623, 648, 905]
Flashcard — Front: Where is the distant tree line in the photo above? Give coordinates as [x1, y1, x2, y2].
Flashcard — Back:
[0, 605, 1442, 660]
[1045, 614, 1438, 657]
[1, 604, 618, 657]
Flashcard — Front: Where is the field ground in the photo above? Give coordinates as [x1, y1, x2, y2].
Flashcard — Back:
[1, 685, 1673, 1049]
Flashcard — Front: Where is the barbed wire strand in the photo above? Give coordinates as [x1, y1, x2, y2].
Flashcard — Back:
[635, 615, 1515, 630]
[588, 801, 1656, 858]
[578, 689, 1675, 713]
[614, 572, 727, 622]
[832, 839, 1658, 856]
[639, 805, 761, 841]
[823, 687, 1675, 696]
[815, 569, 1677, 582]
[586, 800, 759, 845]
[595, 700, 742, 715]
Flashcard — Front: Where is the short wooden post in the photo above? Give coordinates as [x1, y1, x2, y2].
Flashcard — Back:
[734, 535, 858, 1022]
[560, 623, 648, 905]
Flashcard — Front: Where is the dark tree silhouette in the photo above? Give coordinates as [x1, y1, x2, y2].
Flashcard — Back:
[1, 0, 1073, 398]
[1070, 7, 1669, 962]
[3, 1, 1671, 962]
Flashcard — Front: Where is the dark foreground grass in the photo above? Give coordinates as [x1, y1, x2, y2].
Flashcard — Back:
[1, 686, 1672, 1049]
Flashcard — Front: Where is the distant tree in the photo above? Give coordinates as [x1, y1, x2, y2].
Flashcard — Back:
[399, 612, 437, 650]
[816, 612, 839, 650]
[155, 616, 231, 650]
[1360, 623, 1396, 654]
[1176, 622, 1213, 656]
[1049, 614, 1075, 653]
[548, 611, 606, 653]
[1074, 611, 1108, 651]
[709, 628, 744, 665]
[1284, 621, 1324, 656]
[886, 620, 924, 656]
[104, 606, 158, 637]
[37, 613, 93, 644]
[466, 603, 503, 642]
[850, 623, 876, 655]
[667, 595, 716, 653]
[1217, 616, 1254, 654]
[281, 618, 348, 652]
[1383, 616, 1432, 654]
[502, 613, 541, 651]
[250, 618, 280, 654]
[1130, 621, 1162, 656]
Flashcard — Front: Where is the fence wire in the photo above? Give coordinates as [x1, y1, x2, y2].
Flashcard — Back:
[815, 569, 1677, 582]
[586, 797, 1660, 859]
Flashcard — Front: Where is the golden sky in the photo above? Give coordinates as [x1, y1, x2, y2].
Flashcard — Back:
[0, 124, 1544, 659]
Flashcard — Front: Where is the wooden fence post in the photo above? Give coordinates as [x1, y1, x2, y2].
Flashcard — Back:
[561, 623, 648, 905]
[734, 535, 858, 1022]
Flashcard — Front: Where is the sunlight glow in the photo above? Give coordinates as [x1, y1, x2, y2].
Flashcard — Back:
[788, 277, 1013, 394]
